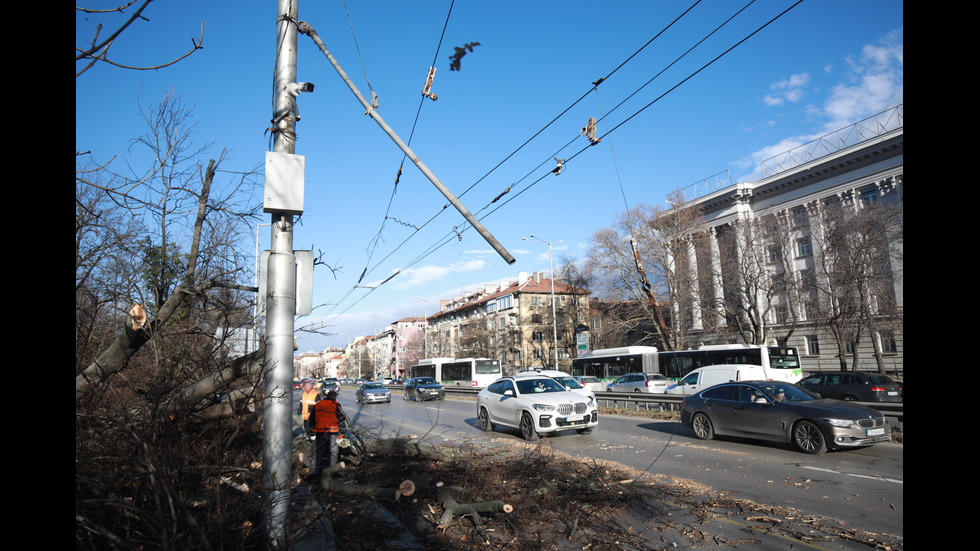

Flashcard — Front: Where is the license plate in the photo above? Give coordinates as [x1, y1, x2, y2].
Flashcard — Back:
[866, 427, 885, 436]
[565, 415, 584, 422]
[887, 391, 898, 396]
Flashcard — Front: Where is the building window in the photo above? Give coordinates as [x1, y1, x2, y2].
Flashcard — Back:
[531, 313, 543, 324]
[768, 245, 782, 263]
[533, 349, 544, 359]
[532, 331, 544, 341]
[879, 331, 898, 353]
[860, 186, 879, 207]
[797, 237, 812, 257]
[805, 335, 820, 355]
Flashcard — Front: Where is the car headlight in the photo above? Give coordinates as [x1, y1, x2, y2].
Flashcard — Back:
[532, 403, 556, 412]
[822, 418, 855, 428]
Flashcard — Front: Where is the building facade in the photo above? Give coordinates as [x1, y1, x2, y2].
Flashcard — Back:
[668, 106, 903, 377]
[425, 271, 590, 372]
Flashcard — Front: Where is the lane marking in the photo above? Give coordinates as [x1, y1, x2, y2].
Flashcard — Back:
[801, 465, 903, 485]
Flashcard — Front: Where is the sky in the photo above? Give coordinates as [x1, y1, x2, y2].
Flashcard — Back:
[76, 0, 903, 354]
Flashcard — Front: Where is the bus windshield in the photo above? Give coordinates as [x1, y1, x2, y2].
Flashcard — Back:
[767, 347, 800, 370]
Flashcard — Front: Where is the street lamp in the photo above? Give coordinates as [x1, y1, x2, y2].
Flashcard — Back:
[411, 296, 430, 357]
[523, 234, 561, 369]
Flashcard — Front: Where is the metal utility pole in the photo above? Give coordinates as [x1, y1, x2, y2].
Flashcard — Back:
[262, 0, 302, 547]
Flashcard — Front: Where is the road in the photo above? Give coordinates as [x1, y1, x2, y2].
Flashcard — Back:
[311, 387, 903, 545]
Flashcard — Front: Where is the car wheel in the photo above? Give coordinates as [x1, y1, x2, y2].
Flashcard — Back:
[520, 412, 539, 441]
[794, 420, 827, 454]
[478, 407, 495, 432]
[633, 389, 641, 393]
[403, 391, 409, 401]
[842, 395, 858, 401]
[691, 413, 714, 440]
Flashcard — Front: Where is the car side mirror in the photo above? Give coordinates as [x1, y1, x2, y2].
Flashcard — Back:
[504, 389, 514, 397]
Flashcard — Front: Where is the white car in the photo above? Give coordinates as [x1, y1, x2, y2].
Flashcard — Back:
[514, 369, 595, 401]
[477, 374, 599, 441]
[574, 375, 605, 392]
[605, 373, 670, 393]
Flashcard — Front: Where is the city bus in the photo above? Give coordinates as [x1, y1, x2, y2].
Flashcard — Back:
[408, 357, 503, 387]
[408, 357, 454, 381]
[570, 344, 802, 383]
[441, 357, 502, 387]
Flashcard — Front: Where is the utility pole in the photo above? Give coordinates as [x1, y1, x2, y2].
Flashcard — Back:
[262, 1, 305, 548]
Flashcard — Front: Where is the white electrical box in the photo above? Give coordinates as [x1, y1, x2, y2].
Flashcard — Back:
[264, 151, 305, 214]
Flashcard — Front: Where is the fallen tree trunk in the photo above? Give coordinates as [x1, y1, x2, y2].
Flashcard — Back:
[317, 463, 423, 501]
[435, 483, 513, 541]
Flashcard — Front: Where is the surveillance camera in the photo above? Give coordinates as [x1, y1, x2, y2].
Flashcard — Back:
[287, 82, 315, 96]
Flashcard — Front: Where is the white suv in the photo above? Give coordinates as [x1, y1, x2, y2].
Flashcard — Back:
[477, 374, 599, 441]
[514, 369, 595, 401]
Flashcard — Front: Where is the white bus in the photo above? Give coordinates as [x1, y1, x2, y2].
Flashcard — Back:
[409, 357, 454, 381]
[441, 358, 502, 387]
[408, 357, 502, 387]
[570, 344, 802, 383]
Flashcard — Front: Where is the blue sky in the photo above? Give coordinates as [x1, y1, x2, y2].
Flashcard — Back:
[76, 1, 903, 353]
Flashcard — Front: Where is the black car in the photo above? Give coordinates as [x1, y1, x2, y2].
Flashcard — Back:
[797, 372, 902, 402]
[681, 381, 889, 454]
[403, 377, 446, 401]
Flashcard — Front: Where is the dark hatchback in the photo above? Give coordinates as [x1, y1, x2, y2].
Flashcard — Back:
[681, 381, 890, 454]
[797, 372, 902, 402]
[403, 377, 446, 401]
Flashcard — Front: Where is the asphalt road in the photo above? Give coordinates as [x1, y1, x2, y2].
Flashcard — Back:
[304, 387, 903, 547]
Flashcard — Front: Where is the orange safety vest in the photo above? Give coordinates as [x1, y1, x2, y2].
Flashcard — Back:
[312, 398, 341, 434]
[301, 389, 319, 420]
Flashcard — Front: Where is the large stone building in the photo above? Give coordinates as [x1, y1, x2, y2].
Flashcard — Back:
[425, 271, 590, 372]
[666, 105, 903, 377]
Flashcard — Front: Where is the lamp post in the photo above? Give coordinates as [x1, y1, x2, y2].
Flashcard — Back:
[411, 296, 430, 358]
[523, 234, 561, 369]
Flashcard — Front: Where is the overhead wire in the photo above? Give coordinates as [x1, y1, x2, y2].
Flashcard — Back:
[348, 0, 705, 290]
[320, 0, 803, 323]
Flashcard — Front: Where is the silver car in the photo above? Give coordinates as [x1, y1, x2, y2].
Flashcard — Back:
[355, 382, 391, 404]
[605, 373, 669, 393]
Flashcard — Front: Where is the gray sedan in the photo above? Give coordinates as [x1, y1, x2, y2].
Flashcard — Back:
[403, 377, 445, 401]
[355, 382, 391, 404]
[681, 381, 889, 454]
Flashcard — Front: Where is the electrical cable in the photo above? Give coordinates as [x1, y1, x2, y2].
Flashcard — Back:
[319, 0, 803, 327]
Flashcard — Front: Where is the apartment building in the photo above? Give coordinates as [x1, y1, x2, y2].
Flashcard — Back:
[426, 271, 590, 371]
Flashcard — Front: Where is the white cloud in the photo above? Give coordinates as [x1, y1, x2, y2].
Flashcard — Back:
[822, 29, 903, 128]
[764, 73, 810, 106]
[393, 259, 486, 289]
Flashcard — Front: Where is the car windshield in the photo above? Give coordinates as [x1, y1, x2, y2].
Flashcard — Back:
[757, 383, 818, 402]
[516, 378, 566, 394]
[362, 383, 384, 390]
[415, 378, 437, 385]
[553, 376, 583, 389]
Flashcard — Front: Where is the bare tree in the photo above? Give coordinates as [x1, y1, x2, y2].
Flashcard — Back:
[808, 199, 903, 373]
[584, 199, 706, 350]
[76, 0, 204, 77]
[76, 93, 265, 549]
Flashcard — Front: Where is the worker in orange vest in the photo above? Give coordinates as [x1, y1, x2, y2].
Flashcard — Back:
[310, 390, 345, 480]
[299, 381, 319, 440]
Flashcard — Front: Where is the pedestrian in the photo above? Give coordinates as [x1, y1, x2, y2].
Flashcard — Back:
[299, 380, 320, 440]
[310, 390, 345, 481]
